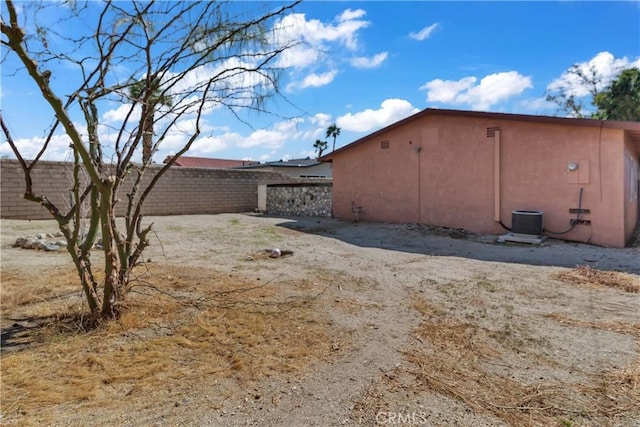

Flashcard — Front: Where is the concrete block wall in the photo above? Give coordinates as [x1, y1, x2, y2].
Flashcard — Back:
[1, 159, 293, 220]
[1, 160, 74, 219]
[266, 182, 332, 217]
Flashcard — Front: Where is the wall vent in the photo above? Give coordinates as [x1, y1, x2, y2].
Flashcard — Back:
[486, 127, 500, 137]
[381, 140, 390, 149]
[511, 210, 544, 236]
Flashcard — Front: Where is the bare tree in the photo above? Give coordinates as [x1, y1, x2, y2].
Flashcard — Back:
[1, 0, 300, 321]
[546, 63, 602, 118]
[545, 59, 633, 119]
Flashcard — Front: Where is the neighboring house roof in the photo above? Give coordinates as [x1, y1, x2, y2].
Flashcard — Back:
[163, 156, 259, 168]
[237, 157, 323, 169]
[320, 108, 640, 161]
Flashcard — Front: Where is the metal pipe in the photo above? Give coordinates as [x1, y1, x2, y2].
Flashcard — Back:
[494, 129, 501, 223]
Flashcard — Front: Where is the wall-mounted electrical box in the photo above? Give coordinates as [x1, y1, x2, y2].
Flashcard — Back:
[567, 159, 590, 184]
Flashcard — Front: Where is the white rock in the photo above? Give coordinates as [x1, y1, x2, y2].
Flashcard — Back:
[31, 240, 46, 250]
[269, 248, 281, 258]
[43, 243, 60, 251]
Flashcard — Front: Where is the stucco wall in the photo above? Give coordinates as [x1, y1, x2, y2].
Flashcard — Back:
[332, 115, 635, 248]
[266, 183, 332, 217]
[623, 135, 640, 240]
[499, 123, 626, 246]
[1, 159, 292, 220]
[333, 128, 420, 225]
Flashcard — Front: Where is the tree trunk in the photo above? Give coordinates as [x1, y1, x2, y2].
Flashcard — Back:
[99, 177, 120, 318]
[142, 109, 155, 164]
[75, 257, 100, 315]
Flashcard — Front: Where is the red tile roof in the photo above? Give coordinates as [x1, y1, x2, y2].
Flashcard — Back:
[163, 156, 259, 168]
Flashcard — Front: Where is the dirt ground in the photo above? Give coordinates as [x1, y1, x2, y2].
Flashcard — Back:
[1, 213, 639, 426]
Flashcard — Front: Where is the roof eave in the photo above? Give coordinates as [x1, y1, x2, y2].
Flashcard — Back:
[326, 108, 640, 159]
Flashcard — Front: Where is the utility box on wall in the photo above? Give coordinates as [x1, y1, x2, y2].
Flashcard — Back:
[567, 159, 590, 184]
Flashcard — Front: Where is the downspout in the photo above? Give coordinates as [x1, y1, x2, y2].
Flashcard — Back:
[493, 128, 511, 231]
[494, 129, 501, 223]
[416, 144, 422, 222]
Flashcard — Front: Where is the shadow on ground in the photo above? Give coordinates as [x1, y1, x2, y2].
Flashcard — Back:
[268, 215, 640, 275]
[1, 313, 91, 354]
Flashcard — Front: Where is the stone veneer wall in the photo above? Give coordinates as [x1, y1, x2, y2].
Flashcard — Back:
[1, 159, 294, 220]
[266, 182, 332, 217]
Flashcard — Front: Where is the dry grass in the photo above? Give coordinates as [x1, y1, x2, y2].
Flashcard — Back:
[397, 294, 640, 427]
[0, 267, 82, 313]
[545, 312, 640, 339]
[554, 265, 640, 293]
[1, 263, 335, 423]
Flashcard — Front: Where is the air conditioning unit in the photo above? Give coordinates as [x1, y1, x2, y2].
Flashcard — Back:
[497, 210, 546, 245]
[511, 210, 544, 236]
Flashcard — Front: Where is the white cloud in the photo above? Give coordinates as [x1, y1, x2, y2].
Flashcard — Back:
[517, 97, 557, 114]
[273, 9, 369, 55]
[180, 119, 302, 154]
[330, 19, 370, 51]
[0, 133, 73, 161]
[350, 52, 388, 69]
[422, 77, 477, 104]
[103, 103, 138, 123]
[298, 149, 317, 159]
[547, 51, 640, 97]
[0, 121, 107, 161]
[165, 116, 322, 160]
[273, 117, 303, 134]
[310, 113, 332, 127]
[160, 118, 305, 157]
[409, 23, 439, 41]
[299, 127, 326, 144]
[166, 56, 276, 116]
[338, 8, 366, 22]
[287, 70, 338, 91]
[186, 135, 229, 155]
[337, 99, 420, 133]
[237, 128, 285, 149]
[272, 8, 383, 95]
[277, 43, 320, 69]
[173, 118, 215, 136]
[421, 71, 533, 110]
[97, 56, 272, 160]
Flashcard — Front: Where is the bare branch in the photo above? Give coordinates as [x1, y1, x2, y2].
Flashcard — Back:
[2, 0, 302, 320]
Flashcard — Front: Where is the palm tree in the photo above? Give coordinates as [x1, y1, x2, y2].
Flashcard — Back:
[129, 78, 172, 164]
[326, 123, 341, 152]
[313, 139, 328, 158]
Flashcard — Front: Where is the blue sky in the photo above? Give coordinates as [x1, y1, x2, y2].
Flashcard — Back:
[1, 1, 639, 163]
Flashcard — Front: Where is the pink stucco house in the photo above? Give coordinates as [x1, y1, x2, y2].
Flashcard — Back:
[320, 109, 640, 248]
